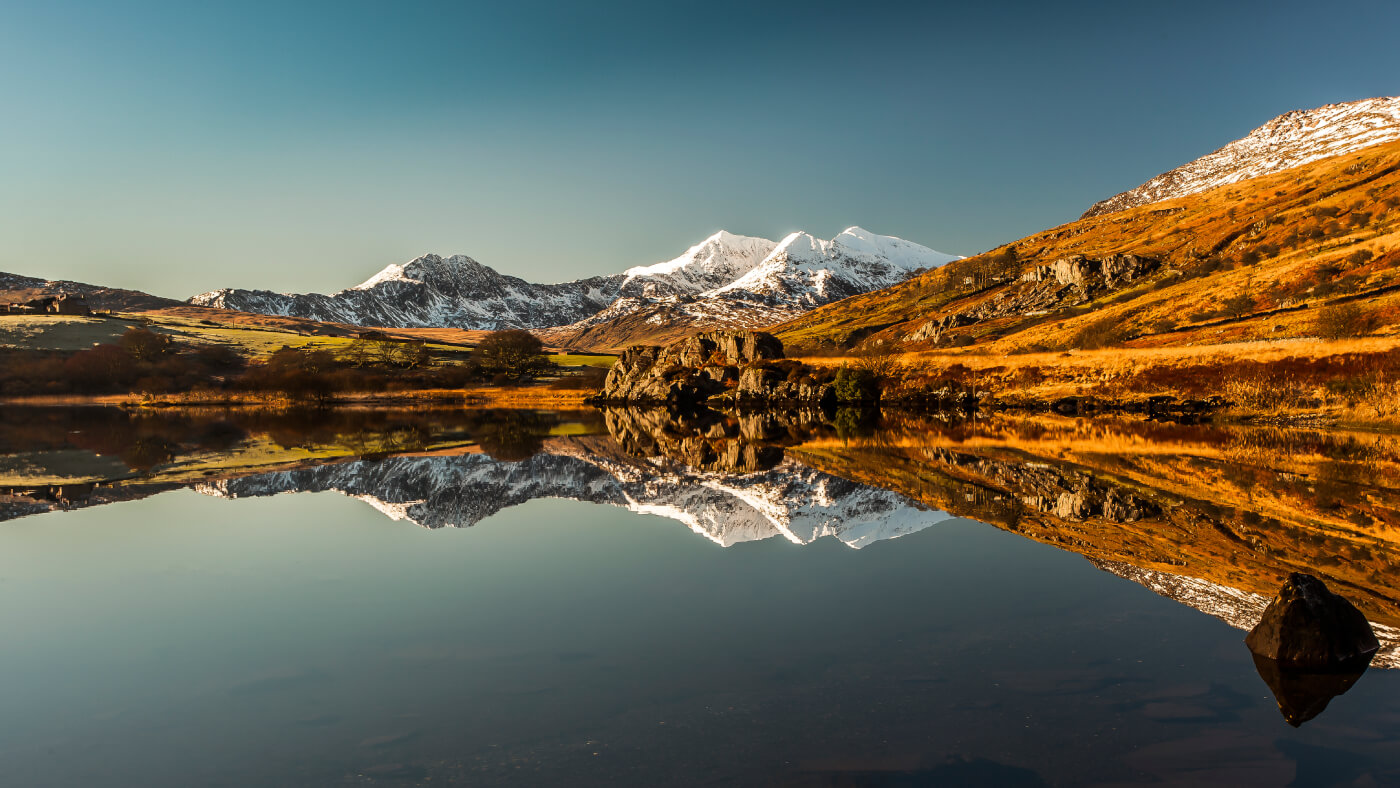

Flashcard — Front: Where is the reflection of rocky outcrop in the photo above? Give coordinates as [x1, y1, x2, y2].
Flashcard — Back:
[921, 447, 1161, 524]
[604, 408, 784, 473]
[600, 407, 832, 474]
[196, 436, 948, 549]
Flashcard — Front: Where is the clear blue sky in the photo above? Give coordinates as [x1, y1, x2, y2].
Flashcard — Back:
[3, 0, 1397, 298]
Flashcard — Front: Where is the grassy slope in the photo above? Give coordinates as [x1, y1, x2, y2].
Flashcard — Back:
[775, 139, 1400, 352]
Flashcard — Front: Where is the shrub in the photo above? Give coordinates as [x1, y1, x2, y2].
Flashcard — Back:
[1315, 302, 1381, 339]
[120, 327, 173, 361]
[832, 365, 879, 403]
[476, 330, 549, 375]
[1220, 294, 1255, 320]
[1072, 316, 1130, 349]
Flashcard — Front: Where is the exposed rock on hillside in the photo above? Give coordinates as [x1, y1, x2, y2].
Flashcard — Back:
[908, 254, 1159, 341]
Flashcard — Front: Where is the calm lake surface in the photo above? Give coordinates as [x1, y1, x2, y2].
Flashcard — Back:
[3, 406, 1400, 786]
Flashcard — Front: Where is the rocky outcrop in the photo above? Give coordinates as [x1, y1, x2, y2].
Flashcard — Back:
[1018, 253, 1158, 291]
[1246, 573, 1380, 669]
[599, 329, 829, 405]
[735, 366, 836, 405]
[908, 254, 1159, 342]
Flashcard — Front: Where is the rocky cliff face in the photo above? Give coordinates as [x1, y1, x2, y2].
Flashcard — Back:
[1083, 96, 1400, 217]
[599, 329, 787, 404]
[908, 253, 1159, 342]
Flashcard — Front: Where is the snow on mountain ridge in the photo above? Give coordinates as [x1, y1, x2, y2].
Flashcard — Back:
[1084, 96, 1400, 218]
[189, 227, 957, 333]
[620, 231, 777, 298]
[710, 226, 961, 306]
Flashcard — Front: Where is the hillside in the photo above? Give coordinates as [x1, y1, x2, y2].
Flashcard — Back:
[774, 137, 1400, 359]
[1085, 96, 1400, 217]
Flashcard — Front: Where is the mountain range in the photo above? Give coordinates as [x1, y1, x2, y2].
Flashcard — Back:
[188, 227, 959, 345]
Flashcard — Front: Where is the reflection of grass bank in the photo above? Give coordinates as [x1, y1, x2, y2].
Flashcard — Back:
[0, 407, 606, 490]
[0, 385, 595, 410]
[790, 412, 1400, 627]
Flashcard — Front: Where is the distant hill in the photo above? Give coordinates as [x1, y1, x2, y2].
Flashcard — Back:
[0, 271, 181, 312]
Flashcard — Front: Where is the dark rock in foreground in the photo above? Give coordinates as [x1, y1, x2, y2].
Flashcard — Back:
[1245, 573, 1379, 669]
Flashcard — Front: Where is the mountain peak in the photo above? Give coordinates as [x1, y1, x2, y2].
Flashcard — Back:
[1084, 95, 1400, 217]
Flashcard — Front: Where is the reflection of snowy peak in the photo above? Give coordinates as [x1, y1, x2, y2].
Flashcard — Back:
[195, 445, 948, 549]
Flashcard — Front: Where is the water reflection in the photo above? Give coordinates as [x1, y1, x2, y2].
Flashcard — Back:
[5, 405, 1400, 713]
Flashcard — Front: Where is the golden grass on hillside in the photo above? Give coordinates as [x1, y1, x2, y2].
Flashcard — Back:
[776, 139, 1400, 353]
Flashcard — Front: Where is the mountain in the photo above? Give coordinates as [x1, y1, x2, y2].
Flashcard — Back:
[194, 437, 949, 549]
[1083, 96, 1400, 218]
[188, 228, 957, 344]
[1, 271, 180, 312]
[773, 132, 1400, 354]
[190, 254, 626, 330]
[617, 230, 777, 298]
[540, 227, 960, 352]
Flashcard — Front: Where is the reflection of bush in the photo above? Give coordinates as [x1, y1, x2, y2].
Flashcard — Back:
[474, 412, 549, 462]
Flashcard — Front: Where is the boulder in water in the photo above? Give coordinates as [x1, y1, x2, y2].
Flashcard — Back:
[1245, 573, 1379, 669]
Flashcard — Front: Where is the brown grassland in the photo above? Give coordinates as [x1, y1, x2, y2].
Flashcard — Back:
[767, 139, 1400, 422]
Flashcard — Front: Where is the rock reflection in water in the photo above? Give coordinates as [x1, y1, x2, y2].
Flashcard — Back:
[1251, 654, 1368, 727]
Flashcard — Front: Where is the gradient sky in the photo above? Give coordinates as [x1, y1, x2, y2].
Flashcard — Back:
[3, 0, 1398, 299]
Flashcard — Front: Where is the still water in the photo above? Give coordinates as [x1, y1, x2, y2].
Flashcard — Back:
[2, 407, 1400, 786]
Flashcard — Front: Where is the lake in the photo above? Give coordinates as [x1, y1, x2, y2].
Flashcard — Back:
[2, 406, 1399, 786]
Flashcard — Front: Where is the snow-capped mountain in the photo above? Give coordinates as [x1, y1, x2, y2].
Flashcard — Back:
[617, 230, 777, 298]
[710, 227, 960, 306]
[540, 227, 960, 350]
[195, 438, 949, 549]
[190, 254, 625, 330]
[188, 227, 957, 338]
[1084, 96, 1400, 218]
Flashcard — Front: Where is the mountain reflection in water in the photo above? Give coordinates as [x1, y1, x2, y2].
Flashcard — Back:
[4, 404, 1400, 725]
